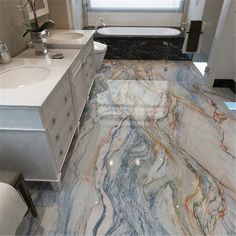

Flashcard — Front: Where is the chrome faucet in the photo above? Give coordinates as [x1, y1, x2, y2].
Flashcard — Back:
[0, 41, 11, 64]
[94, 17, 106, 31]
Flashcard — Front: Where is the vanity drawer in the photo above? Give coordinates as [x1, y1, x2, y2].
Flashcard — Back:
[84, 42, 94, 59]
[48, 89, 74, 142]
[70, 61, 84, 84]
[42, 72, 70, 125]
[71, 72, 87, 122]
[71, 56, 83, 79]
[56, 112, 76, 168]
[83, 38, 94, 57]
[84, 52, 93, 69]
[84, 50, 94, 91]
[48, 99, 74, 149]
[84, 68, 94, 92]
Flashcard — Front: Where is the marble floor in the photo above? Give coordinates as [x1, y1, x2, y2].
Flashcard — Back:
[17, 60, 236, 236]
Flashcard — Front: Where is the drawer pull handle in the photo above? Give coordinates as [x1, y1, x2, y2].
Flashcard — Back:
[56, 134, 60, 141]
[59, 149, 63, 156]
[67, 112, 70, 118]
[52, 117, 56, 125]
[64, 96, 68, 103]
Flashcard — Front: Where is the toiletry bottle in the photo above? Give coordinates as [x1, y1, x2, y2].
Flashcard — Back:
[0, 41, 11, 64]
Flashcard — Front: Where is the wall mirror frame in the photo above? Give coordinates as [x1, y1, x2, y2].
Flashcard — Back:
[27, 0, 49, 20]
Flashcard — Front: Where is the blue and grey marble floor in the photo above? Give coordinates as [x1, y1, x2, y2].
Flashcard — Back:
[17, 60, 236, 236]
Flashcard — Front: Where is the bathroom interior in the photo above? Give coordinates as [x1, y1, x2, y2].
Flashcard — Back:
[0, 0, 235, 235]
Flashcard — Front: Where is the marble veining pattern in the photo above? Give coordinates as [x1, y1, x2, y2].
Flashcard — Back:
[94, 36, 191, 60]
[17, 60, 236, 236]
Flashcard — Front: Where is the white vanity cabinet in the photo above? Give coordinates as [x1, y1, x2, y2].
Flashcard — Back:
[0, 38, 96, 189]
[0, 72, 77, 185]
[41, 71, 77, 171]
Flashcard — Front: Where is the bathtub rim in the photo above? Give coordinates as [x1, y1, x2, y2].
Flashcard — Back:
[94, 26, 184, 38]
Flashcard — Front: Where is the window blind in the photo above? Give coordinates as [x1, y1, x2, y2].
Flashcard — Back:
[88, 0, 184, 12]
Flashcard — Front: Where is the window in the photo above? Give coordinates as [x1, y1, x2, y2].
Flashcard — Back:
[88, 0, 184, 12]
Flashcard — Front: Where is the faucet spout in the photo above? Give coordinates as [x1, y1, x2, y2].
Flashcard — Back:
[95, 17, 106, 31]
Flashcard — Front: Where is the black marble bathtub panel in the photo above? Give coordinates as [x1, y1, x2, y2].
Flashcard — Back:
[213, 79, 236, 94]
[94, 36, 191, 60]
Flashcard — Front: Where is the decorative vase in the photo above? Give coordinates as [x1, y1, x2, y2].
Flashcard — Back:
[30, 30, 48, 55]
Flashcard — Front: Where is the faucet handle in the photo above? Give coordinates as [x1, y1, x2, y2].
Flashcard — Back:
[0, 41, 9, 53]
[96, 17, 104, 22]
[0, 41, 4, 51]
[0, 41, 11, 64]
[95, 18, 106, 31]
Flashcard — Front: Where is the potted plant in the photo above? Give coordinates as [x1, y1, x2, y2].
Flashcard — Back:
[21, 0, 55, 54]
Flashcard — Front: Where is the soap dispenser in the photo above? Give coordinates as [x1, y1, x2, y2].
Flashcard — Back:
[0, 41, 11, 64]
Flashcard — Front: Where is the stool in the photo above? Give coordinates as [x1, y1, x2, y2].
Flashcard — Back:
[0, 170, 37, 217]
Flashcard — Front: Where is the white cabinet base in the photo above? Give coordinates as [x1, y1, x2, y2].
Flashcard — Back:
[0, 39, 95, 191]
[50, 174, 62, 192]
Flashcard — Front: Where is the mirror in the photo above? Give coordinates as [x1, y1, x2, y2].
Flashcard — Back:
[27, 0, 49, 20]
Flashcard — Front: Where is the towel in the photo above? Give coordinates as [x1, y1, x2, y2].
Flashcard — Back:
[0, 183, 27, 235]
[182, 21, 204, 54]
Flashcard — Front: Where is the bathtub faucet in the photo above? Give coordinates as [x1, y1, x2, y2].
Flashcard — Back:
[95, 18, 106, 31]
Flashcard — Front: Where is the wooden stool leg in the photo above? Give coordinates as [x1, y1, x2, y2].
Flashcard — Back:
[18, 177, 38, 217]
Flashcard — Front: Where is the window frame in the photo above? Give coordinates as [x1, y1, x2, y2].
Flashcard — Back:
[87, 0, 185, 13]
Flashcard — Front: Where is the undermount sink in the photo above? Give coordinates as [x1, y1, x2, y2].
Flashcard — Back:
[0, 67, 50, 89]
[50, 32, 84, 41]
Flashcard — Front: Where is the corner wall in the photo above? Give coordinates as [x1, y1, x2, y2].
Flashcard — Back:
[187, 0, 206, 21]
[201, 0, 224, 59]
[209, 0, 235, 83]
[0, 0, 30, 57]
[47, 0, 84, 29]
[48, 0, 71, 29]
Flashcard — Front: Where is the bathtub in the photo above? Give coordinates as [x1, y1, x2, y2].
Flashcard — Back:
[94, 26, 190, 60]
[97, 27, 181, 37]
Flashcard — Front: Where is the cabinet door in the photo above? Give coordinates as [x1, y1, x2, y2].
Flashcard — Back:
[0, 130, 58, 181]
[84, 49, 95, 94]
[71, 64, 87, 123]
[56, 108, 76, 169]
[41, 72, 71, 128]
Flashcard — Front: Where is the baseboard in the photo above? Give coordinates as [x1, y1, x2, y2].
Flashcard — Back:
[213, 79, 236, 94]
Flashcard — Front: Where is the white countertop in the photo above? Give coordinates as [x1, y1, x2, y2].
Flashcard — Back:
[0, 48, 81, 107]
[47, 30, 95, 49]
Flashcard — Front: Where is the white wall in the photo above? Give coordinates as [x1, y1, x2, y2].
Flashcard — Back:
[71, 0, 84, 29]
[48, 0, 84, 29]
[201, 0, 224, 59]
[0, 0, 30, 56]
[209, 0, 235, 82]
[213, 0, 236, 81]
[87, 12, 183, 26]
[187, 0, 206, 21]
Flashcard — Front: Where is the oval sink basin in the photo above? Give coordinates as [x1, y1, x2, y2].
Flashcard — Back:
[0, 67, 50, 89]
[50, 32, 84, 41]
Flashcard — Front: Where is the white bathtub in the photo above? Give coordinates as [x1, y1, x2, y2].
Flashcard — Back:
[97, 27, 181, 37]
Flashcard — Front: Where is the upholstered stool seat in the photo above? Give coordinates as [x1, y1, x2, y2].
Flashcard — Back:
[0, 170, 37, 217]
[0, 170, 21, 185]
